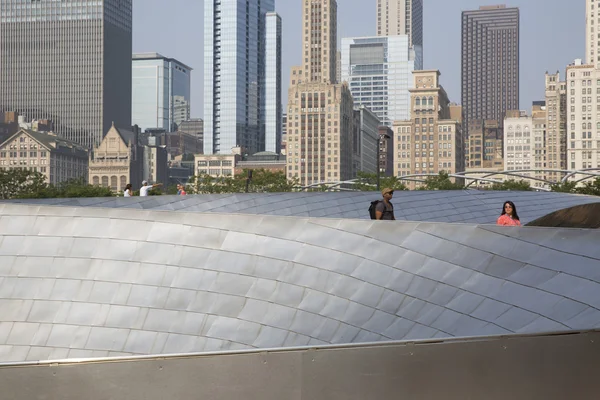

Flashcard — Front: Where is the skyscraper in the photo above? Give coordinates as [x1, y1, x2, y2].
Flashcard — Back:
[461, 5, 519, 145]
[265, 12, 282, 154]
[203, 0, 276, 155]
[544, 72, 566, 181]
[286, 0, 355, 186]
[376, 0, 423, 50]
[393, 70, 465, 186]
[132, 53, 192, 132]
[341, 35, 421, 127]
[586, 0, 599, 67]
[0, 0, 132, 148]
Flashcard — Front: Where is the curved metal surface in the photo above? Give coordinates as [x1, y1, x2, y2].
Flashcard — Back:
[2, 190, 599, 224]
[526, 202, 600, 229]
[0, 203, 599, 362]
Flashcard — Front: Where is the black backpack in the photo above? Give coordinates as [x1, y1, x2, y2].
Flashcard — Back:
[369, 200, 382, 220]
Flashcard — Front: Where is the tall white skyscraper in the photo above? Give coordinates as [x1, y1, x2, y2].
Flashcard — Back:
[132, 53, 192, 132]
[341, 35, 421, 126]
[0, 0, 133, 148]
[265, 12, 282, 154]
[586, 0, 599, 67]
[376, 0, 423, 50]
[203, 0, 276, 155]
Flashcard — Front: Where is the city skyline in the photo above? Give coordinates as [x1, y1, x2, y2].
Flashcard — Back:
[134, 0, 584, 118]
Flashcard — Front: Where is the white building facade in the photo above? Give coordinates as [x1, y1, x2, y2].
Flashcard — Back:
[566, 61, 600, 179]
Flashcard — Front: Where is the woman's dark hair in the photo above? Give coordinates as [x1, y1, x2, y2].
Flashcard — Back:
[501, 201, 519, 221]
[125, 184, 132, 191]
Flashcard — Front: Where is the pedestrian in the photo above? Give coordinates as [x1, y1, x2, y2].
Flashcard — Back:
[123, 183, 133, 197]
[497, 200, 521, 226]
[140, 180, 162, 197]
[375, 187, 395, 220]
[179, 184, 187, 196]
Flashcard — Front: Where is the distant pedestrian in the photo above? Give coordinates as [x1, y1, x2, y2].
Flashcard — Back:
[177, 184, 187, 196]
[123, 184, 133, 197]
[140, 180, 162, 197]
[497, 201, 521, 226]
[375, 188, 395, 220]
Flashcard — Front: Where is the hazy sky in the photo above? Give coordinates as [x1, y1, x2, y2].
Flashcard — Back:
[133, 0, 585, 118]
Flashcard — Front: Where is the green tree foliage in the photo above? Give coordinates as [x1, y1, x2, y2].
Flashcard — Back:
[574, 177, 600, 196]
[550, 181, 578, 193]
[0, 168, 47, 199]
[352, 171, 408, 192]
[550, 178, 600, 196]
[420, 171, 464, 190]
[165, 184, 180, 195]
[45, 178, 114, 198]
[490, 179, 532, 191]
[188, 169, 298, 194]
[0, 170, 114, 199]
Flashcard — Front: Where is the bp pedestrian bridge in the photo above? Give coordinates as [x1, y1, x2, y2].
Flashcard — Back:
[0, 191, 599, 399]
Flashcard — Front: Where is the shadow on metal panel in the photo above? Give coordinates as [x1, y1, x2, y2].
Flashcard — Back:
[526, 202, 600, 228]
[1, 330, 598, 400]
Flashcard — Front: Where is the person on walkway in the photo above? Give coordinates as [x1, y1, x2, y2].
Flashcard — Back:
[497, 201, 521, 226]
[177, 184, 187, 196]
[140, 180, 162, 197]
[123, 184, 133, 197]
[375, 188, 395, 220]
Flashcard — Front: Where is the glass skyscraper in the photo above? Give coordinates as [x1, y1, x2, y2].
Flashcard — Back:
[264, 12, 282, 154]
[132, 53, 192, 132]
[0, 0, 132, 148]
[203, 0, 276, 155]
[341, 35, 421, 127]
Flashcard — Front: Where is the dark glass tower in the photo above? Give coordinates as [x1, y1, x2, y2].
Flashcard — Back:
[0, 0, 132, 148]
[461, 5, 519, 143]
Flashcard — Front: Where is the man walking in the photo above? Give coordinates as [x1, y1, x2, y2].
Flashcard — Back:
[375, 188, 395, 220]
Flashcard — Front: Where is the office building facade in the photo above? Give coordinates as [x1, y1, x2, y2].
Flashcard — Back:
[586, 0, 600, 67]
[544, 72, 567, 181]
[461, 5, 519, 143]
[376, 0, 423, 52]
[0, 129, 88, 185]
[203, 0, 276, 155]
[352, 105, 380, 175]
[0, 0, 132, 148]
[132, 53, 192, 132]
[565, 60, 600, 178]
[286, 0, 355, 186]
[265, 12, 282, 154]
[393, 70, 465, 186]
[341, 35, 421, 127]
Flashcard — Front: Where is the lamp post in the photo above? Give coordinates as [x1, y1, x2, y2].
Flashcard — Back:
[377, 133, 391, 191]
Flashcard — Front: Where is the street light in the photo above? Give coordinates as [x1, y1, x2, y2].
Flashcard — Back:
[377, 132, 391, 191]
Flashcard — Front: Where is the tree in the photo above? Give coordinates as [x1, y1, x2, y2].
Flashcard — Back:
[188, 169, 298, 194]
[490, 179, 532, 191]
[49, 178, 114, 198]
[550, 181, 577, 193]
[0, 168, 48, 199]
[353, 171, 408, 192]
[575, 177, 600, 196]
[420, 171, 464, 190]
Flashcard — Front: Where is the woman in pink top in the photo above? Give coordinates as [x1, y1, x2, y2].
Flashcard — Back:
[497, 201, 521, 226]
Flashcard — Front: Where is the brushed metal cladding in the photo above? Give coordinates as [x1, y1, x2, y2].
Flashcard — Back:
[0, 203, 599, 363]
[2, 190, 599, 224]
[1, 331, 599, 400]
